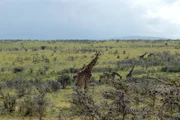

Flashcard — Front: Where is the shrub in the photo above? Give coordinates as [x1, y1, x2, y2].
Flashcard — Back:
[0, 91, 17, 114]
[61, 68, 79, 74]
[40, 46, 48, 50]
[13, 66, 24, 73]
[57, 74, 71, 89]
[18, 86, 49, 120]
[34, 92, 49, 120]
[71, 88, 102, 119]
[42, 81, 61, 92]
[161, 65, 180, 73]
[18, 95, 35, 117]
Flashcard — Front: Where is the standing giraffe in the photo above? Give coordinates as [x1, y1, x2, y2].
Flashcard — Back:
[148, 53, 155, 58]
[99, 72, 111, 84]
[126, 65, 135, 79]
[111, 72, 122, 80]
[99, 72, 122, 84]
[73, 64, 86, 83]
[139, 52, 148, 59]
[76, 52, 101, 89]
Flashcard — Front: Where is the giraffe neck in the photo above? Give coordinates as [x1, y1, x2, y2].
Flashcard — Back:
[85, 56, 99, 71]
[129, 66, 134, 74]
[143, 52, 147, 56]
[112, 72, 120, 77]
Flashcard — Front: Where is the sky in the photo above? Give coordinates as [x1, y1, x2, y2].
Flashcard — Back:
[0, 0, 180, 40]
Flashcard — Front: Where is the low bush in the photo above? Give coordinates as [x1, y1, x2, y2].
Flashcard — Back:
[57, 74, 71, 89]
[161, 65, 180, 73]
[13, 66, 24, 73]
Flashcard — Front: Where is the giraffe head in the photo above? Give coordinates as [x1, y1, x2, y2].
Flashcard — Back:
[95, 51, 101, 59]
[94, 51, 101, 62]
[131, 65, 135, 71]
[84, 51, 101, 71]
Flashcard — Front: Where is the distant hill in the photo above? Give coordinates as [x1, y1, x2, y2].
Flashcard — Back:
[115, 36, 169, 40]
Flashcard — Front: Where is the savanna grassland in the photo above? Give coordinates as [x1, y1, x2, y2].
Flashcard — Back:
[0, 40, 179, 120]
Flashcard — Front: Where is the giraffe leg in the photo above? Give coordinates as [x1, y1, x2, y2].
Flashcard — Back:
[77, 76, 83, 89]
[84, 79, 87, 89]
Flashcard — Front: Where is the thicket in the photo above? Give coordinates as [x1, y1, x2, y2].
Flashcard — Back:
[72, 78, 180, 120]
[0, 73, 73, 120]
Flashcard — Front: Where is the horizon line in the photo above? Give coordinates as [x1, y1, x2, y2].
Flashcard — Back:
[0, 39, 179, 41]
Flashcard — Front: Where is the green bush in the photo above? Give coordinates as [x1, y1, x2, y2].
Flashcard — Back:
[57, 74, 71, 89]
[161, 65, 180, 73]
[13, 67, 24, 73]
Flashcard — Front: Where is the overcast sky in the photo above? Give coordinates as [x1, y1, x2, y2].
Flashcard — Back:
[0, 0, 180, 39]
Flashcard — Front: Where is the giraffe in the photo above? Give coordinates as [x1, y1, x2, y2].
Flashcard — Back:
[148, 53, 155, 58]
[99, 72, 111, 83]
[139, 52, 148, 59]
[126, 65, 135, 79]
[72, 64, 86, 83]
[76, 52, 101, 89]
[111, 72, 122, 80]
[99, 72, 122, 83]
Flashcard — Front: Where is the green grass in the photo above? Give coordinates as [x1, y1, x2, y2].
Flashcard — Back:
[0, 40, 180, 119]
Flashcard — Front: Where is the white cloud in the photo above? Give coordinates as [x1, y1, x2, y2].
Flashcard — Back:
[0, 0, 180, 39]
[145, 0, 180, 24]
[129, 0, 180, 38]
